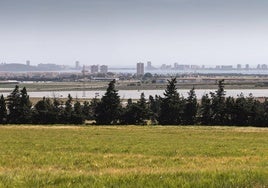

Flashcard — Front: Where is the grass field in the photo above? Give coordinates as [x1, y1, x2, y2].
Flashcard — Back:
[0, 126, 267, 187]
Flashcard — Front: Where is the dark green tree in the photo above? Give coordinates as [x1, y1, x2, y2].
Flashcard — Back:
[18, 87, 32, 123]
[121, 98, 137, 125]
[158, 77, 183, 125]
[95, 79, 122, 124]
[72, 100, 85, 124]
[136, 92, 149, 124]
[33, 97, 55, 124]
[183, 87, 197, 125]
[210, 79, 226, 125]
[250, 99, 264, 126]
[262, 98, 268, 126]
[0, 95, 7, 124]
[121, 93, 149, 125]
[246, 94, 263, 126]
[88, 97, 100, 120]
[7, 86, 32, 124]
[7, 85, 20, 123]
[225, 96, 236, 125]
[52, 97, 64, 123]
[63, 94, 73, 123]
[148, 95, 161, 124]
[233, 93, 248, 125]
[82, 101, 91, 120]
[199, 94, 211, 125]
[142, 72, 153, 81]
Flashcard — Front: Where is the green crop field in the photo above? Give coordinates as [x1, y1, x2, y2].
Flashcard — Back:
[0, 126, 267, 187]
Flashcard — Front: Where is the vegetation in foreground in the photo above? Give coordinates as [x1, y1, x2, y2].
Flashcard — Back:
[0, 126, 267, 187]
[1, 78, 268, 126]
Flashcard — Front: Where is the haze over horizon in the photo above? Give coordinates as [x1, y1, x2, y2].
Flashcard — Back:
[0, 0, 267, 67]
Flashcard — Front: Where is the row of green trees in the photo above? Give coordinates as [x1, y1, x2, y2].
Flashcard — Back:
[0, 79, 268, 127]
[0, 85, 89, 124]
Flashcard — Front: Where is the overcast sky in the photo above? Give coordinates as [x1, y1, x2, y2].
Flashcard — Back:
[0, 0, 267, 67]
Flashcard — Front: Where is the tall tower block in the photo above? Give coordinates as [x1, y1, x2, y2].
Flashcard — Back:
[136, 62, 144, 76]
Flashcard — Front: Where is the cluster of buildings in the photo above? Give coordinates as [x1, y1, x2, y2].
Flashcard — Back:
[70, 61, 109, 74]
[75, 61, 108, 74]
[3, 60, 268, 80]
[134, 61, 268, 75]
[90, 65, 108, 74]
[0, 61, 109, 74]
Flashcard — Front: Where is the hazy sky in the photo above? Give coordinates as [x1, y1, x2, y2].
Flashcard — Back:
[0, 0, 267, 67]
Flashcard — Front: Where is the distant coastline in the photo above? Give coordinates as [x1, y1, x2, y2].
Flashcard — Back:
[2, 65, 268, 75]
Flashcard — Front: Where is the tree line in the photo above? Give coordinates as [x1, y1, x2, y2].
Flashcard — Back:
[0, 78, 268, 127]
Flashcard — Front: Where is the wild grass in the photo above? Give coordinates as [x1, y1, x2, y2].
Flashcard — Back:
[0, 125, 267, 187]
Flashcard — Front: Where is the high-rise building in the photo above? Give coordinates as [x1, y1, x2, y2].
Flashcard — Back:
[146, 61, 156, 70]
[26, 60, 30, 66]
[100, 65, 108, 73]
[237, 64, 242, 70]
[221, 65, 233, 70]
[90, 65, 99, 73]
[245, 64, 249, 70]
[147, 61, 151, 68]
[191, 65, 199, 69]
[174, 63, 179, 69]
[75, 61, 80, 69]
[261, 64, 267, 69]
[146, 61, 152, 69]
[136, 62, 144, 76]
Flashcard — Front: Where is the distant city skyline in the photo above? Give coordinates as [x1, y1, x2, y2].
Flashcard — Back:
[0, 0, 268, 67]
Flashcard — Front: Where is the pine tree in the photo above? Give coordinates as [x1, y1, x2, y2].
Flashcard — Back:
[52, 97, 63, 123]
[18, 87, 32, 123]
[121, 99, 137, 125]
[7, 86, 32, 124]
[148, 95, 161, 124]
[262, 98, 268, 126]
[88, 97, 100, 120]
[158, 77, 183, 125]
[7, 85, 20, 123]
[0, 95, 7, 124]
[199, 94, 211, 125]
[95, 79, 122, 125]
[233, 93, 248, 125]
[183, 87, 197, 125]
[82, 101, 91, 120]
[121, 93, 149, 125]
[225, 96, 236, 125]
[72, 100, 85, 124]
[33, 97, 54, 124]
[136, 92, 149, 124]
[250, 99, 264, 127]
[63, 94, 73, 123]
[210, 79, 226, 125]
[246, 93, 261, 126]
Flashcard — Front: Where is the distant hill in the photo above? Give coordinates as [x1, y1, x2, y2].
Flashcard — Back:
[0, 63, 38, 71]
[0, 63, 65, 72]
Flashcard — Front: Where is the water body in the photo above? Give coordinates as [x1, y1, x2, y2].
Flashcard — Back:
[1, 89, 268, 99]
